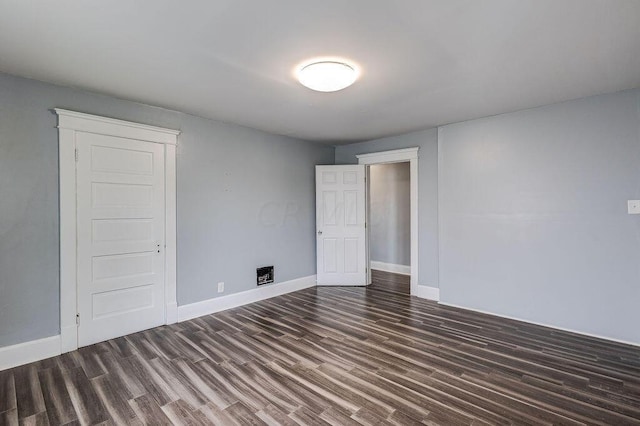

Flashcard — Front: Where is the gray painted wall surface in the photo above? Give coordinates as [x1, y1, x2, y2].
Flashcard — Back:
[0, 72, 333, 348]
[439, 89, 640, 344]
[369, 163, 410, 266]
[335, 129, 439, 288]
[177, 114, 332, 305]
[2, 69, 638, 349]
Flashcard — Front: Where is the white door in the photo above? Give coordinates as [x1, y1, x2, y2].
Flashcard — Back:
[316, 165, 367, 285]
[76, 132, 166, 347]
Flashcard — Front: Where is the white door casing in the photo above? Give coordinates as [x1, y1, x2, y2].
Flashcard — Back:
[76, 133, 166, 346]
[364, 166, 372, 285]
[56, 109, 179, 353]
[316, 165, 367, 285]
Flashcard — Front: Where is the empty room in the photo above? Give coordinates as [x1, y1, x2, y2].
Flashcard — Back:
[1, 1, 640, 425]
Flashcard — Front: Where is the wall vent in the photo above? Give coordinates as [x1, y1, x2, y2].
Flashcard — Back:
[257, 266, 274, 286]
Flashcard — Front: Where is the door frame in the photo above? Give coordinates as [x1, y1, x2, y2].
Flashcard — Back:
[356, 147, 419, 296]
[56, 109, 180, 353]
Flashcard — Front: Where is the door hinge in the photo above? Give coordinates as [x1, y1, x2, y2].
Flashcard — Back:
[76, 313, 80, 325]
[75, 148, 79, 162]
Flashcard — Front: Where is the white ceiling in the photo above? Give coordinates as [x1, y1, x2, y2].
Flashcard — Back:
[1, 1, 639, 144]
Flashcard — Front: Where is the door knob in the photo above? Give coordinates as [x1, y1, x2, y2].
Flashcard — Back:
[317, 231, 323, 235]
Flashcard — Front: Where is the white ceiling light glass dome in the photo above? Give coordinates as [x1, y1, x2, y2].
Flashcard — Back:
[296, 60, 359, 92]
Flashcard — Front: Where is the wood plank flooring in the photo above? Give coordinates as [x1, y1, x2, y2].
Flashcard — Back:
[1, 270, 640, 425]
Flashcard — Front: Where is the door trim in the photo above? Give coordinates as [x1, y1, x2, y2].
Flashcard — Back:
[55, 109, 180, 353]
[356, 147, 419, 296]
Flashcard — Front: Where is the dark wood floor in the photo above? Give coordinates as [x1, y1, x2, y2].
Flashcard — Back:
[2, 270, 640, 425]
[369, 269, 410, 295]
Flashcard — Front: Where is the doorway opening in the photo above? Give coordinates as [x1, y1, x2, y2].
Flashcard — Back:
[367, 162, 411, 295]
[356, 147, 419, 296]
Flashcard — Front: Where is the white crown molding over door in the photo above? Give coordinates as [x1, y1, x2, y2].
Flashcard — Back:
[55, 109, 179, 353]
[356, 147, 420, 297]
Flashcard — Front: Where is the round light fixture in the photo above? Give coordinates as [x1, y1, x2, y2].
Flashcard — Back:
[297, 61, 358, 92]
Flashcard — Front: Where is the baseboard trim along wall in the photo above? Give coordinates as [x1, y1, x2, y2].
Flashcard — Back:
[0, 335, 61, 371]
[438, 301, 640, 348]
[177, 275, 317, 322]
[414, 285, 440, 301]
[370, 261, 411, 276]
[2, 275, 638, 370]
[0, 275, 316, 371]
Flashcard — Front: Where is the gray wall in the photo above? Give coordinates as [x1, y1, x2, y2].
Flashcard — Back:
[335, 89, 640, 344]
[335, 129, 439, 288]
[369, 163, 410, 266]
[0, 72, 333, 348]
[439, 89, 640, 344]
[3, 69, 638, 348]
[177, 115, 332, 305]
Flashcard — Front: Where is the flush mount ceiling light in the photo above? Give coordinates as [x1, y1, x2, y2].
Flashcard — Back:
[297, 60, 358, 92]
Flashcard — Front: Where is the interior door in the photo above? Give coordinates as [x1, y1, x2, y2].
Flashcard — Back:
[76, 132, 166, 347]
[316, 165, 367, 285]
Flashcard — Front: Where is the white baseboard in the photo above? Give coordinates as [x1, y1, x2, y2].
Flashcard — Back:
[414, 285, 440, 301]
[0, 276, 316, 371]
[438, 301, 640, 348]
[178, 275, 317, 322]
[0, 335, 61, 371]
[370, 261, 411, 275]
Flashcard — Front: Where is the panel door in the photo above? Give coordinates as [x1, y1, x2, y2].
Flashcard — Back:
[316, 165, 367, 285]
[76, 132, 166, 347]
